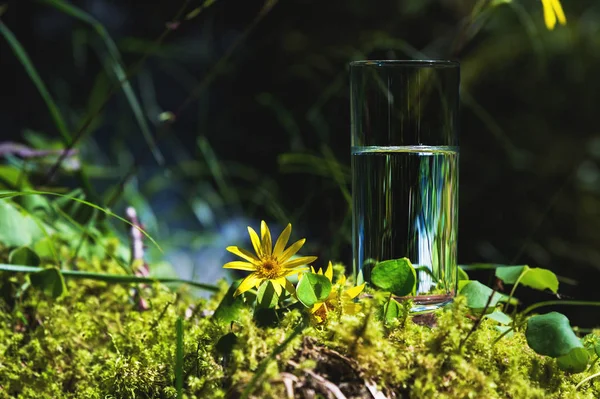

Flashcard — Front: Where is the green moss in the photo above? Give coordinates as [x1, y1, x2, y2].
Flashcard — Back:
[0, 251, 599, 398]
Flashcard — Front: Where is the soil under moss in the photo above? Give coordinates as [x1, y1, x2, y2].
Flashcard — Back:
[0, 251, 599, 398]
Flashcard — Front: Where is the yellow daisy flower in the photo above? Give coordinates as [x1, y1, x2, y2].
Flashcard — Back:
[541, 0, 566, 30]
[224, 221, 317, 297]
[310, 262, 366, 323]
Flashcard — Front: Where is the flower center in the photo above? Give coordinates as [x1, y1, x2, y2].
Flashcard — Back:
[257, 258, 282, 279]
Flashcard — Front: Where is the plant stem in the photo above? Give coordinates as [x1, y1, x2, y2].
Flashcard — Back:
[521, 300, 600, 317]
[576, 370, 600, 390]
[0, 264, 220, 292]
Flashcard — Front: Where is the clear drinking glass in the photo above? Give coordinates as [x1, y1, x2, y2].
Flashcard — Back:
[350, 60, 459, 312]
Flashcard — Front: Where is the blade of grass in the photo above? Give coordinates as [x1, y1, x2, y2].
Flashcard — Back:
[506, 1, 545, 70]
[0, 264, 220, 292]
[39, 1, 190, 184]
[52, 204, 131, 272]
[197, 136, 238, 205]
[39, 0, 164, 166]
[521, 300, 600, 318]
[175, 317, 184, 398]
[0, 21, 71, 143]
[0, 190, 162, 253]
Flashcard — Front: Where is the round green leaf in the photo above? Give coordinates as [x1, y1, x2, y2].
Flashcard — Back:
[0, 201, 44, 247]
[213, 279, 245, 323]
[458, 267, 469, 281]
[556, 347, 590, 373]
[496, 265, 559, 294]
[216, 332, 238, 355]
[459, 281, 508, 312]
[520, 268, 559, 293]
[296, 272, 331, 308]
[9, 246, 40, 266]
[256, 281, 278, 309]
[29, 267, 67, 298]
[495, 325, 515, 338]
[526, 312, 583, 358]
[384, 298, 403, 324]
[371, 258, 416, 296]
[485, 310, 512, 325]
[495, 265, 528, 284]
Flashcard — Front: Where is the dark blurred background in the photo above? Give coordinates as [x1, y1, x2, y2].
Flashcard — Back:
[1, 0, 600, 325]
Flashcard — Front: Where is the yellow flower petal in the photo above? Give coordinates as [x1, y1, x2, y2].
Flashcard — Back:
[247, 227, 263, 258]
[343, 283, 365, 300]
[282, 256, 318, 269]
[325, 262, 333, 282]
[310, 302, 325, 314]
[281, 267, 307, 277]
[223, 261, 256, 271]
[542, 0, 557, 30]
[234, 273, 261, 297]
[226, 246, 259, 263]
[342, 302, 362, 315]
[284, 278, 296, 296]
[279, 238, 306, 262]
[273, 223, 292, 257]
[260, 220, 272, 256]
[552, 0, 566, 25]
[310, 266, 317, 274]
[271, 278, 285, 296]
[338, 275, 346, 286]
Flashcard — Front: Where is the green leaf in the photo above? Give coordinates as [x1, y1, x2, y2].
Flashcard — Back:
[485, 310, 512, 325]
[254, 308, 278, 328]
[495, 325, 515, 338]
[0, 166, 25, 188]
[29, 267, 67, 298]
[458, 266, 469, 281]
[371, 258, 416, 296]
[0, 200, 44, 247]
[9, 247, 40, 267]
[495, 266, 527, 284]
[0, 21, 71, 143]
[384, 298, 403, 323]
[215, 332, 238, 355]
[213, 280, 245, 323]
[296, 273, 332, 308]
[556, 347, 590, 373]
[256, 281, 278, 309]
[459, 281, 509, 312]
[39, 0, 164, 165]
[1, 190, 162, 253]
[33, 237, 55, 259]
[496, 265, 559, 293]
[526, 312, 583, 358]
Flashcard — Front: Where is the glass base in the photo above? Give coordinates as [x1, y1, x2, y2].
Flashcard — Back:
[408, 293, 454, 314]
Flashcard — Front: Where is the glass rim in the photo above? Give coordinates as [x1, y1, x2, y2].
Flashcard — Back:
[349, 59, 459, 68]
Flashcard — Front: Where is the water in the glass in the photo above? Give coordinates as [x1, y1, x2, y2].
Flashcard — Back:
[352, 145, 458, 312]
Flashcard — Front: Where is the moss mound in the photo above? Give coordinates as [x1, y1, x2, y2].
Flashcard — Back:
[0, 250, 599, 398]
